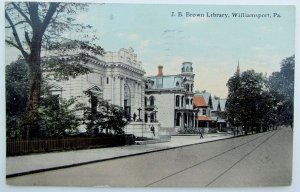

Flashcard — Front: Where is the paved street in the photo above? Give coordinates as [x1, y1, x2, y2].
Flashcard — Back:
[7, 128, 292, 187]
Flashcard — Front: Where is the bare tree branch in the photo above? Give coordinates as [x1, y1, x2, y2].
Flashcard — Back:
[41, 3, 59, 34]
[25, 31, 31, 46]
[11, 2, 32, 26]
[5, 20, 28, 28]
[5, 40, 25, 53]
[5, 10, 29, 59]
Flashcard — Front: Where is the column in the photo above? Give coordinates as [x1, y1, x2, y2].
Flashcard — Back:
[141, 84, 145, 122]
[114, 76, 121, 106]
[180, 112, 184, 129]
[120, 78, 124, 108]
[187, 113, 189, 128]
[111, 75, 114, 104]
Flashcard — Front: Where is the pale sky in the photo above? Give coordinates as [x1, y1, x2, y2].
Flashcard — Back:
[5, 3, 296, 98]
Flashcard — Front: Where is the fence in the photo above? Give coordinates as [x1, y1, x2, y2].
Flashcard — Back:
[7, 136, 134, 156]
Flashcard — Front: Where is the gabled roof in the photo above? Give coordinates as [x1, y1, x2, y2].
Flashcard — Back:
[219, 99, 227, 111]
[193, 95, 207, 107]
[48, 84, 63, 91]
[211, 97, 219, 111]
[195, 92, 211, 103]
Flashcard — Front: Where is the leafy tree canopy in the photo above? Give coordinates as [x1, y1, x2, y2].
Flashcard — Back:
[5, 2, 104, 114]
[268, 55, 295, 127]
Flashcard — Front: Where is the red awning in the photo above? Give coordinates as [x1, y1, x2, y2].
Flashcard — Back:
[197, 115, 211, 121]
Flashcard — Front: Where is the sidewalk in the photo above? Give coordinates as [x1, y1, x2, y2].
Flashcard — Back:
[6, 133, 233, 177]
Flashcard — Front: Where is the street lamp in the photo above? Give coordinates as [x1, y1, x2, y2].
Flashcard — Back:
[137, 107, 142, 122]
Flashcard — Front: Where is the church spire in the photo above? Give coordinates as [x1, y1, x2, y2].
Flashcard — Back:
[236, 59, 240, 77]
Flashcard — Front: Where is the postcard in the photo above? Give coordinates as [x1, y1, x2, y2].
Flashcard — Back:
[4, 0, 297, 189]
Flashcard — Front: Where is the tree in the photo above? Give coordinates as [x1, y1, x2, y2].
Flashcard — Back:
[269, 55, 295, 128]
[6, 60, 29, 139]
[83, 96, 128, 136]
[5, 2, 104, 131]
[39, 96, 84, 138]
[6, 60, 29, 117]
[226, 69, 276, 134]
[225, 70, 241, 128]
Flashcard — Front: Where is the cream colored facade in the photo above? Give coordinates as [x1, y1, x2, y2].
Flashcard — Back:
[48, 48, 146, 126]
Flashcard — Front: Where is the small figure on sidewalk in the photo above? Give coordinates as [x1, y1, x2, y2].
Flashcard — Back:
[150, 125, 155, 136]
[133, 113, 137, 122]
[199, 128, 204, 139]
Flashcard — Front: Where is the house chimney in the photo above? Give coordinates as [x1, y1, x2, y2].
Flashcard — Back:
[158, 65, 163, 76]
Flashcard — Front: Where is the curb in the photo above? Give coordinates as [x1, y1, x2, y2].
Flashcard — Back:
[7, 135, 237, 178]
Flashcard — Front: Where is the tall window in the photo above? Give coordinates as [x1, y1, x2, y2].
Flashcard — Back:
[186, 84, 190, 92]
[176, 95, 180, 107]
[150, 113, 155, 122]
[48, 84, 62, 110]
[176, 113, 181, 126]
[144, 97, 148, 106]
[49, 94, 60, 110]
[186, 98, 189, 106]
[181, 96, 184, 107]
[124, 84, 131, 121]
[91, 94, 98, 114]
[150, 96, 155, 106]
[106, 77, 109, 84]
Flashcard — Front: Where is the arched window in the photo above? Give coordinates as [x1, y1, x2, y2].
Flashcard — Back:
[106, 77, 109, 84]
[181, 96, 184, 107]
[150, 96, 155, 106]
[191, 84, 193, 92]
[186, 84, 190, 92]
[124, 84, 131, 121]
[144, 97, 148, 106]
[176, 95, 180, 107]
[144, 113, 148, 123]
[186, 98, 189, 106]
[150, 113, 155, 122]
[186, 66, 189, 72]
[176, 81, 179, 87]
